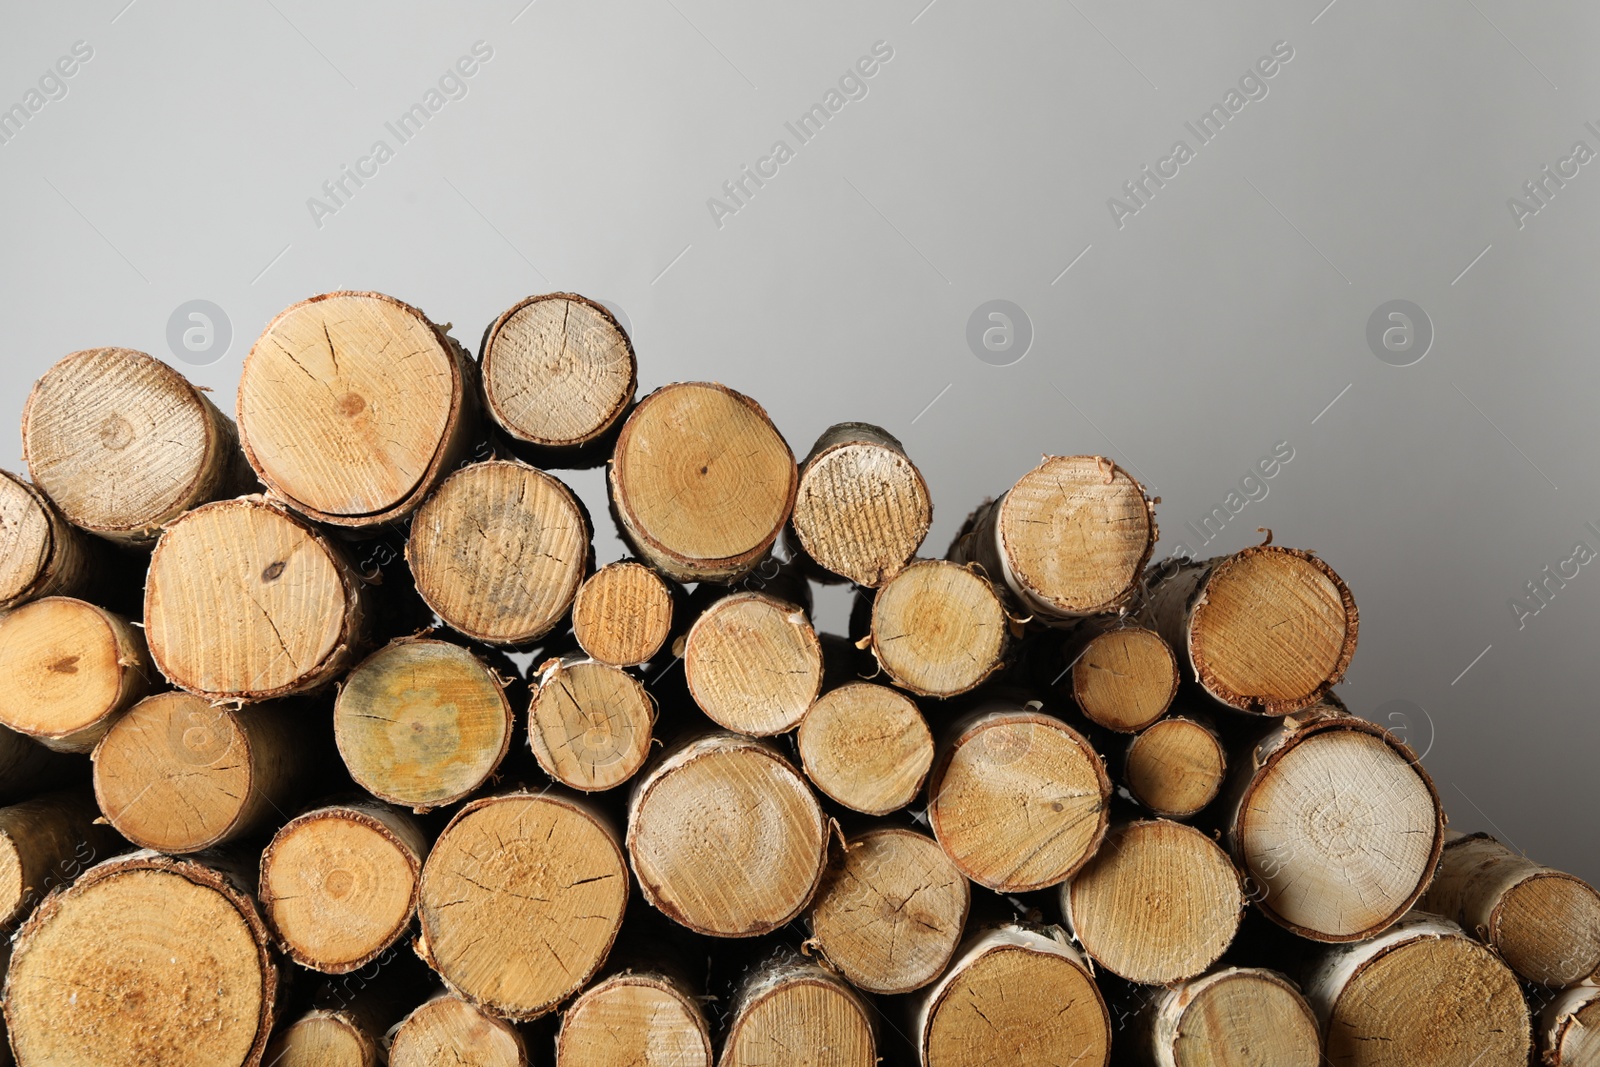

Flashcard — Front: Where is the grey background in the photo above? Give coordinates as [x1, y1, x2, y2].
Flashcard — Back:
[2, 1, 1596, 882]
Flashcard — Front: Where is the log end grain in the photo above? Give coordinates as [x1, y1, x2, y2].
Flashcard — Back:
[265, 1011, 379, 1067]
[791, 424, 931, 587]
[0, 596, 148, 752]
[1072, 626, 1178, 732]
[528, 658, 654, 791]
[1125, 716, 1227, 818]
[1494, 872, 1600, 986]
[556, 972, 712, 1067]
[1542, 985, 1600, 1067]
[720, 959, 874, 1067]
[683, 592, 822, 735]
[796, 682, 933, 815]
[0, 471, 95, 611]
[869, 559, 1007, 698]
[571, 561, 674, 667]
[1150, 968, 1321, 1067]
[0, 791, 108, 929]
[390, 994, 527, 1067]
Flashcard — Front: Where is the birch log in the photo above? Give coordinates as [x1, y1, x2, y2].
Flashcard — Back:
[571, 560, 675, 667]
[682, 590, 822, 735]
[556, 971, 713, 1067]
[719, 955, 875, 1067]
[796, 681, 933, 815]
[527, 656, 654, 791]
[389, 993, 528, 1067]
[1124, 714, 1227, 818]
[0, 470, 109, 611]
[1134, 967, 1321, 1067]
[264, 1010, 381, 1067]
[865, 559, 1009, 698]
[791, 422, 931, 586]
[0, 790, 118, 929]
[1064, 624, 1179, 732]
[0, 596, 150, 752]
[1541, 983, 1600, 1067]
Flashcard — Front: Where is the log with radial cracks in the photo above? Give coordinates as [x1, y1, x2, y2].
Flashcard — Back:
[389, 993, 528, 1067]
[527, 656, 654, 791]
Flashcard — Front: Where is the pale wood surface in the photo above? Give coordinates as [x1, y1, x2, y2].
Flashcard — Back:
[683, 591, 822, 735]
[1541, 984, 1600, 1067]
[719, 956, 875, 1067]
[0, 471, 103, 610]
[1071, 626, 1179, 732]
[263, 1011, 379, 1067]
[796, 681, 933, 815]
[556, 971, 712, 1067]
[791, 422, 931, 586]
[528, 657, 654, 791]
[1141, 967, 1321, 1067]
[867, 559, 1008, 698]
[571, 561, 674, 666]
[0, 596, 150, 752]
[390, 994, 528, 1067]
[1125, 716, 1227, 818]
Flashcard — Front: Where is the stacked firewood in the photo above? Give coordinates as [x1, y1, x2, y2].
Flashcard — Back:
[0, 290, 1593, 1067]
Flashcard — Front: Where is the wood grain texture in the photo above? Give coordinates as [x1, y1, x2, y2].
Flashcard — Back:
[0, 790, 116, 929]
[796, 681, 933, 815]
[1125, 715, 1227, 818]
[1138, 967, 1321, 1067]
[263, 1011, 379, 1067]
[867, 559, 1008, 698]
[718, 955, 875, 1067]
[683, 590, 822, 735]
[0, 596, 150, 752]
[390, 994, 528, 1067]
[571, 560, 674, 666]
[556, 971, 712, 1067]
[1540, 984, 1600, 1067]
[0, 470, 106, 610]
[791, 422, 931, 587]
[528, 656, 654, 791]
[1070, 625, 1179, 732]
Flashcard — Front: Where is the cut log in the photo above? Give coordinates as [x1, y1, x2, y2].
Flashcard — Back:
[1540, 984, 1600, 1067]
[1420, 831, 1600, 986]
[915, 924, 1111, 1067]
[1302, 913, 1531, 1067]
[682, 590, 822, 735]
[1134, 966, 1321, 1067]
[948, 454, 1155, 620]
[1065, 624, 1179, 732]
[407, 459, 589, 645]
[237, 291, 478, 526]
[791, 422, 931, 587]
[926, 706, 1110, 892]
[806, 826, 969, 994]
[389, 993, 528, 1067]
[259, 802, 427, 974]
[0, 790, 118, 928]
[627, 733, 828, 937]
[719, 955, 875, 1067]
[417, 792, 628, 1020]
[527, 656, 654, 791]
[263, 1010, 380, 1067]
[571, 560, 675, 667]
[1061, 819, 1243, 985]
[480, 292, 637, 449]
[796, 681, 933, 815]
[92, 692, 303, 853]
[21, 347, 255, 543]
[333, 637, 513, 812]
[866, 559, 1008, 698]
[1142, 547, 1358, 715]
[1225, 701, 1445, 942]
[3, 850, 278, 1067]
[1124, 715, 1227, 818]
[0, 596, 150, 752]
[0, 727, 76, 804]
[556, 970, 713, 1067]
[0, 470, 109, 611]
[609, 382, 797, 583]
[145, 496, 368, 701]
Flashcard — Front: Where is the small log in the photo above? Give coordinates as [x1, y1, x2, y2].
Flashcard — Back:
[0, 727, 77, 804]
[417, 791, 628, 1020]
[0, 596, 150, 752]
[865, 559, 1008, 698]
[1124, 714, 1227, 818]
[926, 705, 1110, 892]
[948, 454, 1155, 620]
[333, 636, 513, 812]
[556, 970, 712, 1067]
[627, 733, 828, 937]
[407, 459, 589, 645]
[790, 422, 931, 587]
[1419, 831, 1600, 987]
[609, 382, 797, 583]
[1065, 624, 1178, 732]
[3, 850, 278, 1067]
[527, 656, 654, 791]
[796, 681, 933, 815]
[269, 952, 434, 1067]
[1133, 966, 1321, 1067]
[806, 826, 969, 994]
[719, 955, 875, 1067]
[1060, 819, 1243, 985]
[682, 590, 822, 735]
[0, 790, 119, 928]
[264, 1012, 379, 1067]
[1224, 701, 1445, 942]
[237, 291, 478, 526]
[571, 560, 675, 667]
[480, 292, 637, 450]
[1142, 547, 1358, 715]
[22, 347, 254, 543]
[389, 993, 528, 1067]
[1541, 983, 1600, 1067]
[145, 496, 368, 701]
[1302, 913, 1531, 1067]
[0, 470, 109, 611]
[915, 924, 1111, 1067]
[259, 802, 427, 975]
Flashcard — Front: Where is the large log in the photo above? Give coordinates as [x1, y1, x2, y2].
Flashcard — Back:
[796, 681, 934, 815]
[556, 970, 713, 1067]
[682, 589, 822, 735]
[0, 470, 111, 611]
[527, 656, 654, 791]
[865, 559, 1009, 698]
[790, 422, 931, 586]
[389, 993, 528, 1067]
[0, 596, 150, 752]
[571, 560, 676, 667]
[0, 790, 118, 928]
[719, 954, 876, 1067]
[1131, 966, 1321, 1067]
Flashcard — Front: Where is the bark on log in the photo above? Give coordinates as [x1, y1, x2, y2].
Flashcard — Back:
[609, 382, 797, 584]
[1124, 714, 1227, 818]
[0, 470, 111, 611]
[791, 422, 931, 587]
[1540, 983, 1600, 1067]
[527, 656, 654, 791]
[865, 559, 1009, 698]
[389, 993, 528, 1067]
[1064, 624, 1179, 732]
[682, 590, 822, 735]
[796, 681, 933, 815]
[719, 955, 875, 1067]
[0, 596, 150, 752]
[1132, 966, 1321, 1067]
[22, 347, 255, 543]
[556, 970, 713, 1067]
[0, 790, 118, 929]
[237, 291, 479, 527]
[571, 560, 676, 667]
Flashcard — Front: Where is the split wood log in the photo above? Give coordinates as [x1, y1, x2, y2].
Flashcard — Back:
[571, 560, 676, 667]
[719, 955, 875, 1067]
[145, 496, 368, 701]
[480, 292, 637, 450]
[0, 470, 110, 611]
[417, 791, 628, 1020]
[682, 590, 822, 735]
[627, 733, 828, 937]
[259, 802, 427, 974]
[796, 681, 933, 815]
[1132, 966, 1321, 1067]
[237, 291, 478, 526]
[0, 727, 76, 804]
[806, 826, 969, 994]
[527, 656, 654, 791]
[1142, 546, 1357, 715]
[556, 970, 713, 1067]
[0, 596, 150, 752]
[263, 1010, 381, 1067]
[3, 850, 278, 1067]
[407, 459, 589, 645]
[1419, 831, 1600, 987]
[1302, 913, 1531, 1067]
[791, 422, 931, 587]
[1541, 983, 1600, 1067]
[1064, 624, 1179, 732]
[0, 790, 118, 929]
[609, 382, 797, 583]
[1060, 819, 1243, 985]
[948, 454, 1155, 620]
[389, 993, 528, 1067]
[333, 636, 514, 812]
[1224, 701, 1445, 942]
[914, 924, 1111, 1067]
[926, 705, 1110, 892]
[92, 692, 303, 853]
[865, 559, 1009, 698]
[21, 347, 255, 543]
[1124, 714, 1227, 818]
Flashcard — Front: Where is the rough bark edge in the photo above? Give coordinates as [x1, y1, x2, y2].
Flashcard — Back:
[1541, 983, 1600, 1066]
[526, 655, 656, 792]
[866, 559, 1011, 699]
[682, 590, 823, 736]
[0, 471, 105, 610]
[266, 1009, 380, 1067]
[719, 954, 876, 1067]
[1140, 966, 1318, 1067]
[555, 970, 713, 1067]
[791, 422, 932, 588]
